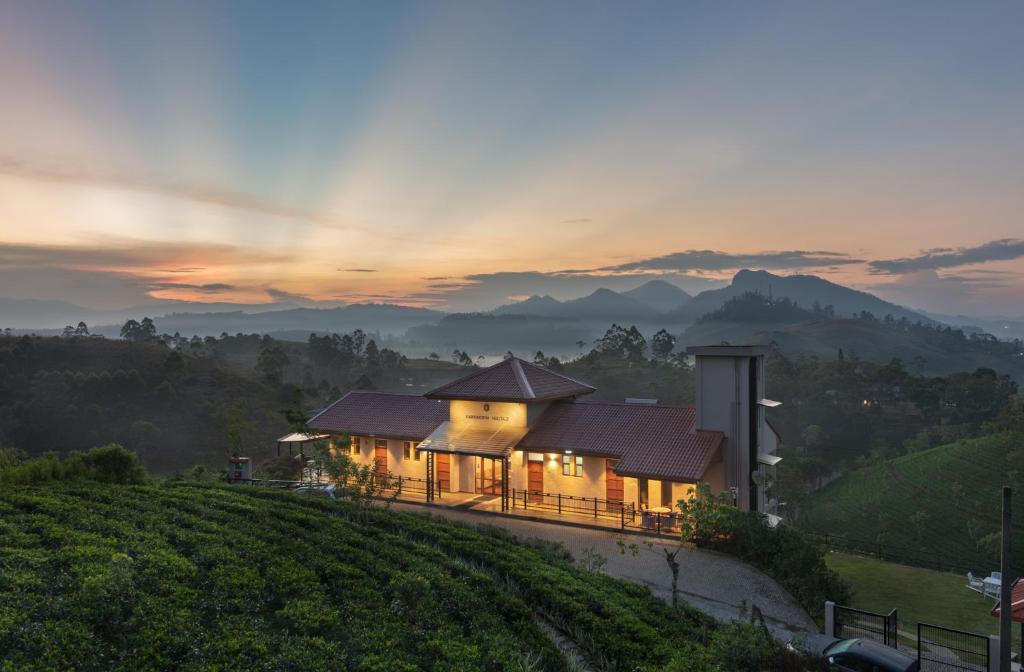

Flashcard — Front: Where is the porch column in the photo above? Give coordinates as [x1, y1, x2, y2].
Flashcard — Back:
[425, 451, 435, 502]
[501, 457, 509, 512]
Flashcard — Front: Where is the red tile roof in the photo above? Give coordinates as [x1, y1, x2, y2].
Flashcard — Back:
[519, 400, 723, 481]
[311, 386, 721, 481]
[425, 357, 595, 403]
[308, 391, 449, 440]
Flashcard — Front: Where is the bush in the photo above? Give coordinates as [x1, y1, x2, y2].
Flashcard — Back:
[680, 483, 851, 617]
[0, 444, 148, 485]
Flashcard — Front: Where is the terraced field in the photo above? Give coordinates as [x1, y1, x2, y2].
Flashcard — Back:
[801, 431, 1024, 576]
[0, 482, 812, 672]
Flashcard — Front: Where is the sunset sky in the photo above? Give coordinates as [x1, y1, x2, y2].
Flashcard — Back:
[1, 1, 1023, 316]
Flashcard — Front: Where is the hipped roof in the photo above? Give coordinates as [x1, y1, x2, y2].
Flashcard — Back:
[425, 357, 595, 403]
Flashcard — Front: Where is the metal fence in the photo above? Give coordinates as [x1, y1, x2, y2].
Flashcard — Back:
[834, 605, 899, 648]
[510, 488, 634, 522]
[917, 623, 991, 672]
[622, 510, 685, 535]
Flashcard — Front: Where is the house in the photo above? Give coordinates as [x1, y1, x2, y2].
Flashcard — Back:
[308, 345, 780, 517]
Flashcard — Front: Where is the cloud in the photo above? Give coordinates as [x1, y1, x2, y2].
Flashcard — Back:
[559, 218, 592, 224]
[0, 239, 291, 272]
[338, 268, 377, 273]
[869, 239, 1024, 274]
[601, 249, 862, 273]
[149, 282, 236, 294]
[265, 287, 312, 304]
[0, 156, 363, 230]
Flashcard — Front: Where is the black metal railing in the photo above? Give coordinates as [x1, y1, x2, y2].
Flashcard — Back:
[918, 622, 991, 672]
[834, 605, 899, 648]
[511, 488, 634, 523]
[373, 473, 433, 495]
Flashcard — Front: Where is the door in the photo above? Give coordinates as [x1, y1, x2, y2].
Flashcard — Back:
[374, 439, 388, 475]
[527, 461, 544, 503]
[606, 459, 623, 507]
[436, 453, 450, 491]
[476, 457, 501, 495]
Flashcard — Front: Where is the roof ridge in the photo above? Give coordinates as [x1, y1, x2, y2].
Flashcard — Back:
[573, 399, 695, 410]
[509, 358, 536, 399]
[518, 358, 596, 391]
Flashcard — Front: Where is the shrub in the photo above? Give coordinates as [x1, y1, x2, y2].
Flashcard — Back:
[680, 483, 851, 617]
[0, 444, 147, 484]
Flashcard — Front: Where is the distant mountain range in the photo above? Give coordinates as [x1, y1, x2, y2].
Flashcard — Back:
[493, 281, 689, 321]
[8, 270, 1019, 352]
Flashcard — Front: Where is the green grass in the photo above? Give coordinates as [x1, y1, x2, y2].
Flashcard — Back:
[826, 552, 1021, 650]
[801, 431, 1024, 578]
[2, 481, 795, 672]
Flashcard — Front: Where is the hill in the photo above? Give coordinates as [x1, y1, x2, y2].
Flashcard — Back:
[798, 431, 1024, 577]
[672, 270, 929, 324]
[0, 481, 783, 671]
[495, 288, 661, 322]
[88, 304, 446, 340]
[622, 280, 692, 313]
[683, 316, 1024, 381]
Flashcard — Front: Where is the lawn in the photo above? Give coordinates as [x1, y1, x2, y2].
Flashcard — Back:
[826, 551, 1020, 650]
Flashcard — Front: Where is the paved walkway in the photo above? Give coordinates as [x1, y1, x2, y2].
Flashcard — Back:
[392, 500, 821, 642]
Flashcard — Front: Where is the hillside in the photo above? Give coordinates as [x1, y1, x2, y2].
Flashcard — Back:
[671, 270, 929, 324]
[0, 482, 789, 671]
[798, 431, 1024, 576]
[682, 317, 1024, 381]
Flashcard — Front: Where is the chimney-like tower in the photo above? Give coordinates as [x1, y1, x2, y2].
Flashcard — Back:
[686, 345, 778, 512]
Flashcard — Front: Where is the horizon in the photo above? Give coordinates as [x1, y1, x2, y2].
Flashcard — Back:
[2, 2, 1024, 317]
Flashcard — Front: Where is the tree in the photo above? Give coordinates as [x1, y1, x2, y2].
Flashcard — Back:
[120, 317, 156, 342]
[364, 339, 381, 368]
[428, 352, 440, 361]
[256, 343, 289, 384]
[533, 350, 546, 365]
[458, 351, 473, 367]
[216, 399, 253, 458]
[164, 350, 185, 375]
[62, 325, 75, 338]
[595, 324, 647, 362]
[651, 329, 676, 360]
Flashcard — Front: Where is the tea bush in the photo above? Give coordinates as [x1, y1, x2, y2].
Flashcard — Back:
[0, 481, 823, 671]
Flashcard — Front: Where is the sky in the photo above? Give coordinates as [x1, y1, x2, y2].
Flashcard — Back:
[1, 1, 1023, 316]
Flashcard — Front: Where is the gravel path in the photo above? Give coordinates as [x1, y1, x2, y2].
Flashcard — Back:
[392, 502, 820, 642]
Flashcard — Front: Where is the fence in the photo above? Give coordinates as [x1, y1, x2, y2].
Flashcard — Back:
[510, 489, 634, 522]
[918, 623, 992, 672]
[374, 474, 434, 495]
[622, 509, 685, 535]
[832, 604, 899, 648]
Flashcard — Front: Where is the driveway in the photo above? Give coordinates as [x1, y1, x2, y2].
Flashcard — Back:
[392, 501, 820, 642]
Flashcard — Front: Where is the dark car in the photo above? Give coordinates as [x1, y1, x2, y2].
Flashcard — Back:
[823, 638, 920, 672]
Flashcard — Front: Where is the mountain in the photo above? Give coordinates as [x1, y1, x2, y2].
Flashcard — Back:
[622, 279, 691, 313]
[681, 316, 1024, 381]
[492, 294, 564, 317]
[559, 288, 660, 321]
[493, 288, 661, 321]
[0, 297, 107, 329]
[673, 269, 930, 324]
[79, 304, 446, 339]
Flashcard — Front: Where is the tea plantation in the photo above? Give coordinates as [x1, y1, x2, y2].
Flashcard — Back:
[0, 482, 815, 672]
[800, 431, 1024, 576]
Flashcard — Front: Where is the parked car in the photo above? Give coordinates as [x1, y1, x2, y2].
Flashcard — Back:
[822, 639, 920, 672]
[293, 483, 339, 499]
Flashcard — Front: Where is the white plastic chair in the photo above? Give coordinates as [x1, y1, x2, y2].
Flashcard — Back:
[966, 572, 984, 594]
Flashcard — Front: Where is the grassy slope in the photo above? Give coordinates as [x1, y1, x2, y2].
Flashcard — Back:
[0, 482, 716, 672]
[826, 552, 1020, 650]
[800, 432, 1024, 576]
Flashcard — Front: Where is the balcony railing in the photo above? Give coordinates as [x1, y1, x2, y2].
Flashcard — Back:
[510, 488, 635, 522]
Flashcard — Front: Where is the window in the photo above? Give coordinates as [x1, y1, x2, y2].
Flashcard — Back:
[351, 437, 360, 455]
[638, 478, 649, 507]
[527, 452, 544, 462]
[403, 441, 412, 460]
[562, 455, 584, 476]
[661, 480, 673, 508]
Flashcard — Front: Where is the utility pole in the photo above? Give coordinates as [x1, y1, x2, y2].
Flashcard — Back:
[998, 486, 1011, 671]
